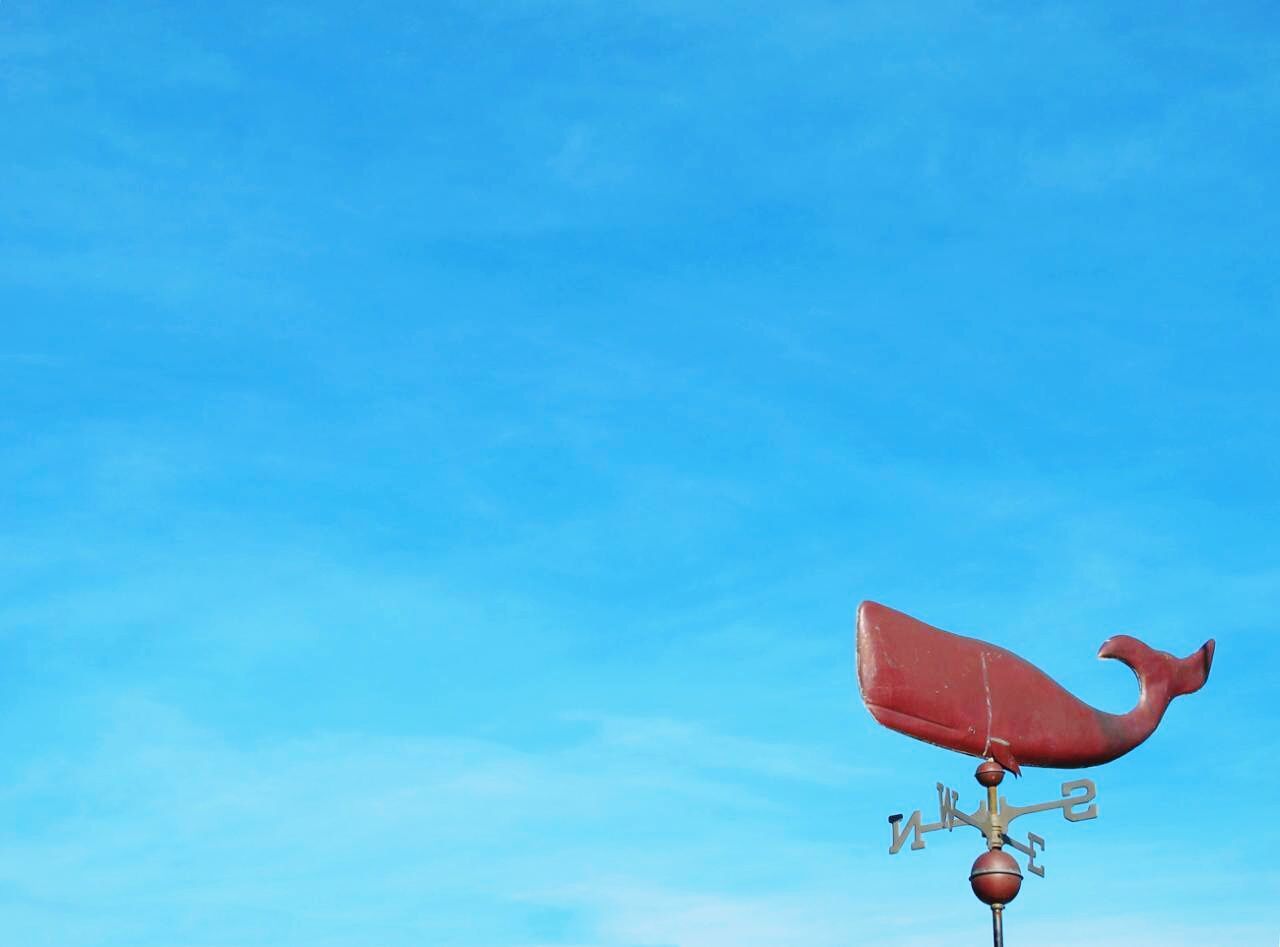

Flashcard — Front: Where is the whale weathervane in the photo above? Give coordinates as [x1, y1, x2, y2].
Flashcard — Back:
[856, 600, 1214, 775]
[855, 600, 1215, 946]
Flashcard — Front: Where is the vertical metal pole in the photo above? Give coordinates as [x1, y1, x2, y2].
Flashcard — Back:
[991, 905, 1004, 947]
[986, 781, 1001, 851]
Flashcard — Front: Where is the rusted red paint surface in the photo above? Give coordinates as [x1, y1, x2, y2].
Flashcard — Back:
[856, 601, 1214, 774]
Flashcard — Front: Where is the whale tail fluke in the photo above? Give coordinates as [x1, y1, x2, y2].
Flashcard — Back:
[1173, 638, 1215, 698]
[1098, 634, 1216, 704]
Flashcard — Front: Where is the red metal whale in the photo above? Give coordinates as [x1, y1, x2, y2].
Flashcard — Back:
[856, 601, 1214, 774]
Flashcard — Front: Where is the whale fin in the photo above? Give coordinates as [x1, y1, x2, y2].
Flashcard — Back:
[1173, 639, 1215, 697]
[988, 741, 1021, 778]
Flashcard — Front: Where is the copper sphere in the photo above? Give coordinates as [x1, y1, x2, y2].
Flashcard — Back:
[970, 849, 1022, 905]
[975, 759, 1005, 787]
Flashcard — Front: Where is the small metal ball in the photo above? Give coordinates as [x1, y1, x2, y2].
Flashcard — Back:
[970, 849, 1022, 905]
[975, 759, 1005, 787]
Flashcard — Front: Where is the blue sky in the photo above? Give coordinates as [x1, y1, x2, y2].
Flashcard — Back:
[2, 1, 1278, 944]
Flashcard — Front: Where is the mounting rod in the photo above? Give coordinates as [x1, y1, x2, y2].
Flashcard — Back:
[970, 761, 1021, 945]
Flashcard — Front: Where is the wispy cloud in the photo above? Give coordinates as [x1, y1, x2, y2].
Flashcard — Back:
[0, 697, 880, 945]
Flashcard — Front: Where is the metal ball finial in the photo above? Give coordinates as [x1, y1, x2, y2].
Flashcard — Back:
[975, 759, 1005, 788]
[969, 849, 1023, 905]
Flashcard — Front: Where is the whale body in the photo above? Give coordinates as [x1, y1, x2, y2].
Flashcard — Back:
[855, 601, 1214, 775]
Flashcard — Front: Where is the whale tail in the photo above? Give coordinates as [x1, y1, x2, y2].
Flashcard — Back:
[1173, 638, 1215, 697]
[1098, 635, 1216, 702]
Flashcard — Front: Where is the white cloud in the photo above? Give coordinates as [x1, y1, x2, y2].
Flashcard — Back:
[0, 697, 879, 944]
